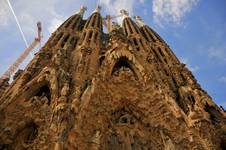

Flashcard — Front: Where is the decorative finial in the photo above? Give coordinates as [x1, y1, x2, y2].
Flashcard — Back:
[78, 5, 87, 16]
[134, 16, 145, 27]
[120, 9, 129, 19]
[93, 4, 101, 13]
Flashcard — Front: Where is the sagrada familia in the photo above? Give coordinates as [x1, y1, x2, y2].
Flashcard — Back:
[0, 5, 225, 150]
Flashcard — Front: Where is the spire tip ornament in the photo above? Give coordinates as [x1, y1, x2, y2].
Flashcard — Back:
[93, 4, 101, 13]
[120, 9, 129, 19]
[134, 16, 145, 27]
[78, 5, 87, 16]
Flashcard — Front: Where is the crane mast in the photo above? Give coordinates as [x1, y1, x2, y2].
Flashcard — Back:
[0, 22, 42, 81]
[1, 12, 122, 81]
[103, 14, 123, 32]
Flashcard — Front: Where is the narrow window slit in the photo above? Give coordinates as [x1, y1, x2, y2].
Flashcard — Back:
[70, 37, 77, 48]
[123, 21, 128, 36]
[91, 15, 97, 27]
[85, 19, 91, 28]
[158, 47, 165, 57]
[99, 56, 105, 67]
[133, 22, 140, 33]
[52, 33, 63, 46]
[87, 31, 93, 44]
[133, 38, 138, 46]
[65, 19, 73, 28]
[89, 31, 93, 39]
[98, 15, 102, 27]
[141, 29, 149, 42]
[126, 20, 133, 34]
[81, 32, 86, 42]
[61, 34, 70, 48]
[146, 28, 156, 42]
[94, 32, 98, 43]
[95, 15, 99, 27]
[152, 49, 161, 61]
[71, 20, 78, 30]
[139, 39, 145, 49]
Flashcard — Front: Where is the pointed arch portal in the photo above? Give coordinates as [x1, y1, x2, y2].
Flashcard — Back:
[111, 56, 139, 80]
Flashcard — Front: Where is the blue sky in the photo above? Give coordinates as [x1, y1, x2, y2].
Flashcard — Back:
[0, 0, 225, 108]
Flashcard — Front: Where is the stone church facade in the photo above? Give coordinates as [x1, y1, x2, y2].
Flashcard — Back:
[0, 6, 225, 150]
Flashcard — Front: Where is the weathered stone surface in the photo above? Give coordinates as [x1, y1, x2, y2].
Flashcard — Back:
[0, 78, 9, 98]
[0, 7, 225, 150]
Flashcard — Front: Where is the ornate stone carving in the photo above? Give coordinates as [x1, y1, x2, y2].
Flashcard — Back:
[0, 6, 225, 150]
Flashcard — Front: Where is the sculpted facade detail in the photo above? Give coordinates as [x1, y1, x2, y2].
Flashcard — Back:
[0, 6, 225, 150]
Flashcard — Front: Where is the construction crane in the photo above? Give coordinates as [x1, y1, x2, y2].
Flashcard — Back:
[103, 14, 123, 32]
[0, 22, 42, 81]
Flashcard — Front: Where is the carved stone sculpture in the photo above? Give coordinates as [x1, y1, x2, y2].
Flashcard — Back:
[0, 6, 225, 150]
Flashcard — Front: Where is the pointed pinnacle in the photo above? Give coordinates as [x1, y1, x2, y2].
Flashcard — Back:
[78, 5, 87, 16]
[120, 9, 129, 19]
[93, 4, 101, 13]
[134, 16, 145, 27]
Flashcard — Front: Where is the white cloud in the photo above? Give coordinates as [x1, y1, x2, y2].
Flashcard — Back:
[189, 66, 200, 72]
[48, 18, 64, 34]
[99, 0, 143, 23]
[139, 0, 145, 4]
[219, 76, 226, 83]
[0, 0, 73, 76]
[1, 0, 145, 37]
[152, 0, 199, 26]
[0, 0, 67, 39]
[0, 0, 12, 27]
[208, 45, 226, 63]
[99, 0, 110, 5]
[99, 0, 135, 16]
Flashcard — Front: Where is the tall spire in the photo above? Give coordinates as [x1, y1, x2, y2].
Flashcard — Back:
[78, 5, 87, 16]
[120, 9, 129, 19]
[134, 16, 145, 27]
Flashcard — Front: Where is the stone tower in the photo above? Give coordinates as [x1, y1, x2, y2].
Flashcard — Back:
[0, 6, 225, 150]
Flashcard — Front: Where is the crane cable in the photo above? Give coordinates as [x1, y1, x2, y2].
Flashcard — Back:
[6, 0, 29, 48]
[0, 0, 39, 81]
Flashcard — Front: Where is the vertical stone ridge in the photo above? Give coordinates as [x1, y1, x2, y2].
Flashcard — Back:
[0, 6, 225, 150]
[71, 6, 103, 102]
